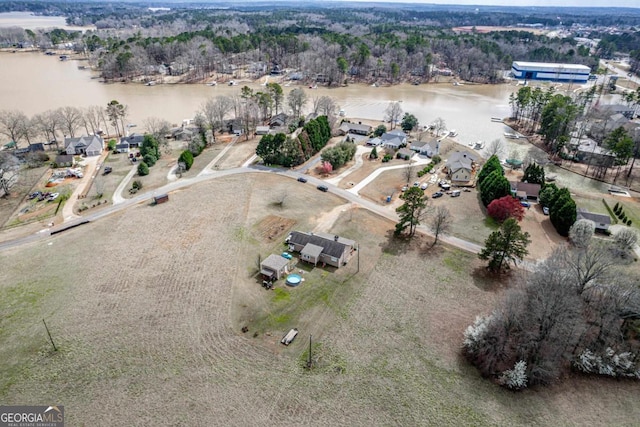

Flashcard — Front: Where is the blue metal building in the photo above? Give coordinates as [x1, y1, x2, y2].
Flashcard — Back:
[511, 61, 591, 84]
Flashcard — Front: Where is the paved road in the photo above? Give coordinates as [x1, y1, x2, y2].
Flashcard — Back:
[0, 161, 490, 259]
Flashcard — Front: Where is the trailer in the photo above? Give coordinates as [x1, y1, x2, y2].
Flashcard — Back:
[281, 328, 299, 346]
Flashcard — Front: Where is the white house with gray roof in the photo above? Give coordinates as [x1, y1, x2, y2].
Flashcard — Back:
[64, 135, 104, 157]
[380, 130, 407, 149]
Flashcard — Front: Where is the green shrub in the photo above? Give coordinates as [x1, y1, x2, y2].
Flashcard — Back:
[132, 180, 143, 190]
[431, 155, 442, 164]
[137, 162, 149, 176]
[627, 219, 632, 226]
[178, 150, 194, 170]
[143, 153, 157, 167]
[108, 139, 116, 151]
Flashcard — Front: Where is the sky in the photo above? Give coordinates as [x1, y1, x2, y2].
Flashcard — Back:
[337, 0, 639, 8]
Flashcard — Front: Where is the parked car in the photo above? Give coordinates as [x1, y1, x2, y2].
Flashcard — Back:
[413, 181, 420, 187]
[281, 252, 293, 260]
[432, 192, 444, 198]
[297, 176, 307, 183]
[420, 183, 428, 190]
[520, 201, 531, 208]
[47, 192, 59, 201]
[27, 191, 41, 200]
[542, 206, 549, 215]
[317, 185, 328, 192]
[103, 166, 112, 175]
[401, 186, 408, 192]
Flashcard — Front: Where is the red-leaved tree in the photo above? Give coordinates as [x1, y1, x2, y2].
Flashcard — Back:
[487, 196, 525, 222]
[318, 161, 333, 175]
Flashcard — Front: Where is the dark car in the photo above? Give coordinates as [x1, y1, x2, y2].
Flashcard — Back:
[297, 176, 308, 183]
[432, 192, 443, 198]
[317, 185, 329, 192]
[103, 166, 113, 175]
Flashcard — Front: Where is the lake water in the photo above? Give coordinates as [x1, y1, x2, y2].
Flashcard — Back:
[0, 52, 518, 147]
[0, 12, 93, 31]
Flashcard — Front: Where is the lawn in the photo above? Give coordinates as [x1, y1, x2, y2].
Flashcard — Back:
[0, 173, 638, 426]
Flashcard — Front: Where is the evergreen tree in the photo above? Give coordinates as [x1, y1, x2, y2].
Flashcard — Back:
[477, 155, 503, 186]
[478, 218, 531, 272]
[395, 187, 427, 238]
[480, 169, 511, 206]
[522, 163, 545, 185]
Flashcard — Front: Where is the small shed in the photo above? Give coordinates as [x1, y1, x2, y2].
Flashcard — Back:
[153, 194, 169, 204]
[260, 254, 290, 280]
[300, 243, 324, 266]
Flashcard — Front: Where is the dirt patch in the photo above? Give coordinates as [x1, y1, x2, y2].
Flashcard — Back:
[254, 214, 296, 242]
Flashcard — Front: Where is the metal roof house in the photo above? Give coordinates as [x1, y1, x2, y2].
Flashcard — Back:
[511, 61, 590, 83]
[286, 231, 356, 268]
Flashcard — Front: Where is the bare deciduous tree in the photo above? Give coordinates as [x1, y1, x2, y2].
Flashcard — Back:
[143, 116, 172, 153]
[568, 219, 595, 249]
[58, 106, 83, 138]
[613, 228, 639, 259]
[384, 102, 403, 130]
[31, 110, 61, 148]
[0, 152, 20, 197]
[199, 96, 233, 143]
[485, 138, 506, 159]
[432, 117, 446, 137]
[429, 206, 452, 247]
[287, 88, 308, 119]
[0, 110, 28, 148]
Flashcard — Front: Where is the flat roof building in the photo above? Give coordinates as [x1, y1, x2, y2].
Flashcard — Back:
[511, 61, 591, 83]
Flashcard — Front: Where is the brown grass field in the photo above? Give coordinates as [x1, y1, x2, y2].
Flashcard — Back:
[1, 172, 639, 426]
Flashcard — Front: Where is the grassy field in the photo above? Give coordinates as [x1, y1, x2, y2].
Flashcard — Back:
[1, 173, 639, 426]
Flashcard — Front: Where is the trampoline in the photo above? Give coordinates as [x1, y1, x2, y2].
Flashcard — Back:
[286, 274, 302, 287]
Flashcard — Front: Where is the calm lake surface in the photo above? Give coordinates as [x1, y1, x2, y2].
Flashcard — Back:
[0, 52, 517, 147]
[0, 12, 93, 31]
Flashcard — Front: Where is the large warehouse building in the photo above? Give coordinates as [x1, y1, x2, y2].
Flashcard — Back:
[511, 61, 591, 84]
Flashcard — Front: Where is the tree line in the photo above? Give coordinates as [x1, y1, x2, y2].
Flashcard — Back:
[466, 223, 640, 390]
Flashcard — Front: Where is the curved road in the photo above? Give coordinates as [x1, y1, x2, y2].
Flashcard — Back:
[0, 163, 486, 260]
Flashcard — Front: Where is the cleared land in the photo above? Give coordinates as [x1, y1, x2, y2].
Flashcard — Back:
[1, 173, 638, 426]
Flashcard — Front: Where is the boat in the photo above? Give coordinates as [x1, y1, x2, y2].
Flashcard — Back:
[145, 81, 156, 86]
[545, 175, 556, 182]
[453, 81, 464, 86]
[504, 132, 519, 139]
[439, 130, 449, 138]
[491, 117, 503, 122]
[59, 55, 68, 61]
[77, 65, 87, 70]
[608, 186, 631, 197]
[207, 81, 217, 86]
[448, 130, 458, 137]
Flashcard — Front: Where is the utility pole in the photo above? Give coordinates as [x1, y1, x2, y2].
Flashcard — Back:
[42, 319, 57, 352]
[306, 335, 313, 369]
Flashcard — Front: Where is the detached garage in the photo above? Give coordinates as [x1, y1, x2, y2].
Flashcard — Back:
[260, 254, 291, 280]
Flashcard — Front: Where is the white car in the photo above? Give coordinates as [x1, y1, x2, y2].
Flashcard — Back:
[420, 183, 428, 190]
[542, 206, 549, 215]
[47, 192, 59, 201]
